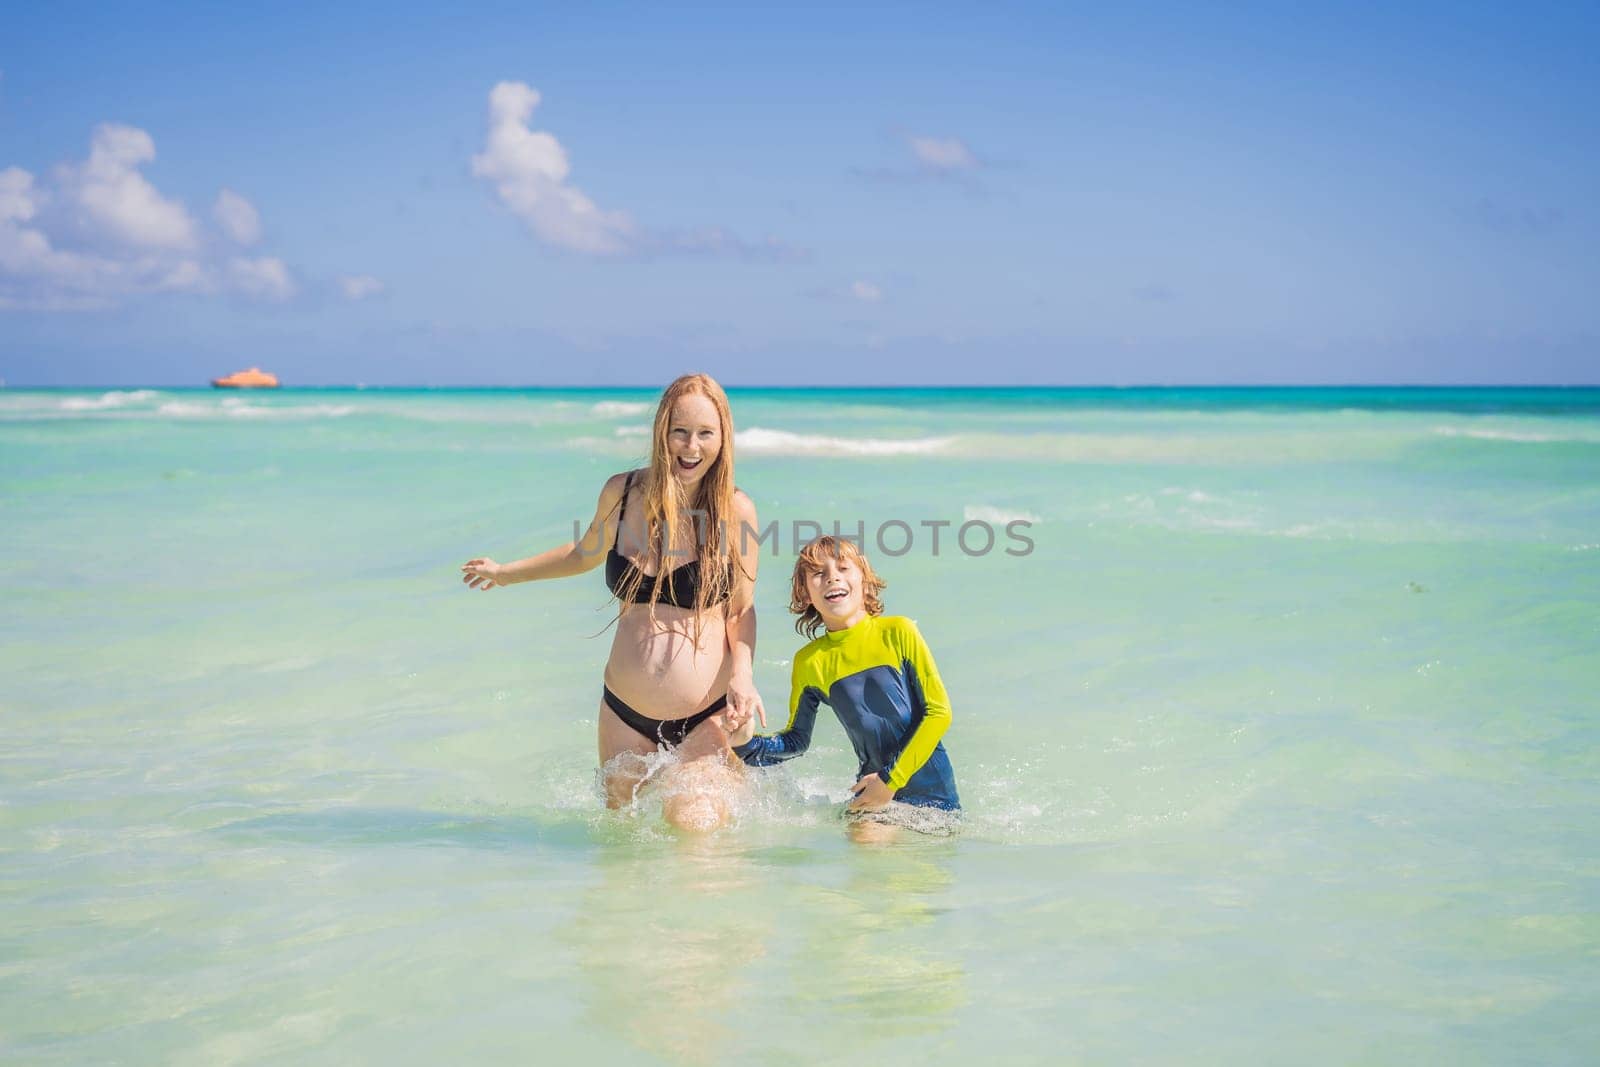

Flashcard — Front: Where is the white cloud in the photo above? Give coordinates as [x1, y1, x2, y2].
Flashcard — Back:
[0, 166, 39, 224]
[338, 274, 384, 300]
[155, 259, 215, 292]
[228, 257, 294, 300]
[67, 123, 199, 249]
[213, 189, 262, 245]
[853, 132, 987, 186]
[1, 126, 300, 310]
[908, 135, 978, 172]
[471, 81, 636, 256]
[659, 225, 809, 263]
[806, 279, 887, 304]
[470, 81, 804, 262]
[0, 165, 128, 299]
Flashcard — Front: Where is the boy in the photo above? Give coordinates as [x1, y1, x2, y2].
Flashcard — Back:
[731, 535, 960, 813]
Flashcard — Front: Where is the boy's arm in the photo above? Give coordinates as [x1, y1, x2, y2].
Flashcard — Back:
[879, 620, 953, 790]
[733, 661, 823, 766]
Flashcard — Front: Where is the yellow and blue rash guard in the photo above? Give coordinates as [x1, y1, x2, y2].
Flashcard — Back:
[734, 614, 960, 810]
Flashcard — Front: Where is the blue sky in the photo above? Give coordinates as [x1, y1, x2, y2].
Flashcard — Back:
[2, 2, 1596, 385]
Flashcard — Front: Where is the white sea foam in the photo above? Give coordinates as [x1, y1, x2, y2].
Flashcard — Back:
[613, 426, 649, 437]
[59, 390, 161, 411]
[961, 431, 1374, 464]
[1117, 502, 1432, 543]
[963, 505, 1042, 525]
[156, 401, 213, 417]
[736, 426, 953, 457]
[1433, 425, 1542, 441]
[1282, 523, 1329, 539]
[1432, 425, 1558, 443]
[571, 435, 629, 453]
[591, 401, 651, 417]
[1189, 515, 1260, 531]
[155, 400, 355, 419]
[228, 403, 355, 419]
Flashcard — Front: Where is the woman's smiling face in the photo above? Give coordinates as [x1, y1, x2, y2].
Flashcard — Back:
[667, 392, 722, 484]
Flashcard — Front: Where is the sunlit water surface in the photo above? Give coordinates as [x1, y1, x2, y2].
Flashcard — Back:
[3, 387, 1597, 1064]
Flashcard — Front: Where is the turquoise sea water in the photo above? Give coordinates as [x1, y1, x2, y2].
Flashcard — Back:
[2, 386, 1597, 1064]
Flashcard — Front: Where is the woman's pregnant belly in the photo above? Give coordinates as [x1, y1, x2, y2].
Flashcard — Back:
[603, 606, 731, 719]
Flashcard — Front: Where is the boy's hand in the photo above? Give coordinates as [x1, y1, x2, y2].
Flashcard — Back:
[847, 774, 894, 812]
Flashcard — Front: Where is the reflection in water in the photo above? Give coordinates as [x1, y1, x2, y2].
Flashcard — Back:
[790, 835, 966, 1041]
[561, 836, 770, 1066]
[846, 803, 962, 840]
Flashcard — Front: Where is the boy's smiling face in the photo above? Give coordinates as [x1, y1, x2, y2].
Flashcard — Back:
[806, 552, 867, 631]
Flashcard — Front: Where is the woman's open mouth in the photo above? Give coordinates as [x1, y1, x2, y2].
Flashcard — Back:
[675, 457, 702, 472]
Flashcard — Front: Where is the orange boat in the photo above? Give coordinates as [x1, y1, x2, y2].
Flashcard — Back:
[211, 367, 280, 388]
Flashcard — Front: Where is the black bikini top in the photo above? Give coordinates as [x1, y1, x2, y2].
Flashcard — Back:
[605, 472, 732, 608]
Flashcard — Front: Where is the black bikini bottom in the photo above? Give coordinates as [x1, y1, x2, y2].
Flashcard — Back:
[603, 687, 728, 747]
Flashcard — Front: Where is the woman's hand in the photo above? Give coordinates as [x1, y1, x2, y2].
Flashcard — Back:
[724, 713, 756, 748]
[725, 673, 766, 736]
[460, 558, 506, 591]
[847, 774, 895, 812]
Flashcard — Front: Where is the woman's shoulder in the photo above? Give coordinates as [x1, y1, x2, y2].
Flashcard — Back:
[602, 467, 642, 493]
[597, 469, 641, 514]
[727, 489, 758, 551]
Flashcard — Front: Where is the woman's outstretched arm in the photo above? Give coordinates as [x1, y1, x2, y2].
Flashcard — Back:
[461, 472, 628, 590]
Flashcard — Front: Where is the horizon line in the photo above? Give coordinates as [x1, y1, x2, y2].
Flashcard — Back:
[7, 382, 1600, 391]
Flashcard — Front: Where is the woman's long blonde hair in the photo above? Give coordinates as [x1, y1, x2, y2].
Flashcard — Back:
[612, 373, 742, 621]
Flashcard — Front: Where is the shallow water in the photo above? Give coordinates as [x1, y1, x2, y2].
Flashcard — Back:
[2, 386, 1598, 1063]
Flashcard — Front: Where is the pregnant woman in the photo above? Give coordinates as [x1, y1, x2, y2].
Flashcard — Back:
[460, 373, 765, 831]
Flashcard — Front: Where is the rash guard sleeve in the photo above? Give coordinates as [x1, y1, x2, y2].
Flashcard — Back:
[733, 661, 825, 766]
[881, 620, 953, 791]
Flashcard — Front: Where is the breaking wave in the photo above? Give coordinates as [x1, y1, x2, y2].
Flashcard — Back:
[155, 399, 355, 418]
[58, 389, 162, 411]
[591, 401, 652, 417]
[1432, 424, 1600, 444]
[736, 427, 953, 457]
[963, 505, 1042, 525]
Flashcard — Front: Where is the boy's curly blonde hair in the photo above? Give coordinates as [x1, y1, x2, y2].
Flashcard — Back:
[789, 535, 887, 639]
